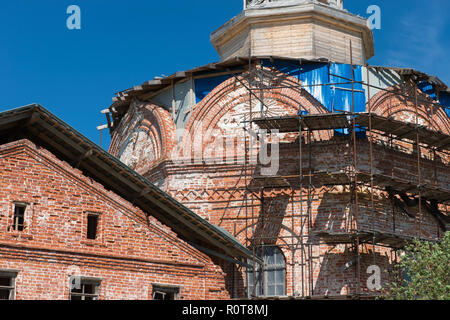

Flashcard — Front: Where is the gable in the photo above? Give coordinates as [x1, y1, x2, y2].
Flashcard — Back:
[0, 139, 209, 266]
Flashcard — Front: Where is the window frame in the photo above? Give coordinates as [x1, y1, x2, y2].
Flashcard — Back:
[247, 246, 286, 298]
[69, 276, 102, 301]
[11, 202, 28, 232]
[151, 284, 181, 300]
[86, 214, 99, 240]
[83, 211, 102, 243]
[0, 270, 18, 300]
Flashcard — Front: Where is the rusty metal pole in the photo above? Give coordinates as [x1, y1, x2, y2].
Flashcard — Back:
[414, 83, 422, 234]
[298, 101, 305, 297]
[367, 65, 376, 268]
[350, 40, 361, 297]
[259, 60, 264, 118]
[246, 51, 258, 298]
[308, 129, 313, 297]
[251, 64, 257, 299]
[291, 188, 295, 297]
[292, 61, 303, 298]
[244, 61, 249, 299]
[299, 108, 305, 298]
[261, 189, 265, 296]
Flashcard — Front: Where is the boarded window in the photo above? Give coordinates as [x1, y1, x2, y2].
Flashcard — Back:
[70, 277, 100, 300]
[0, 272, 17, 300]
[152, 285, 180, 300]
[12, 204, 26, 232]
[87, 214, 99, 240]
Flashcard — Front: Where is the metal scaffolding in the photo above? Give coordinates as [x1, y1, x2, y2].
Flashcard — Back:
[234, 42, 449, 300]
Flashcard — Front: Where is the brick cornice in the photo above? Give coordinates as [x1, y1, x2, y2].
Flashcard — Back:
[0, 242, 208, 273]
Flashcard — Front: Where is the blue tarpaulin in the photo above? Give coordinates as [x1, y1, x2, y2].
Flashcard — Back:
[194, 59, 368, 114]
[193, 60, 448, 123]
[261, 59, 367, 135]
[418, 82, 437, 100]
[261, 59, 366, 114]
[439, 92, 450, 118]
[194, 74, 233, 103]
[329, 63, 365, 113]
[418, 82, 450, 118]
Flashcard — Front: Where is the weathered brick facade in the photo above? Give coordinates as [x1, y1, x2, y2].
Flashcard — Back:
[0, 139, 229, 300]
[2, 0, 448, 302]
[109, 71, 449, 298]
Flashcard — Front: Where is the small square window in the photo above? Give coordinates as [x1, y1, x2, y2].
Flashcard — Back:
[87, 214, 99, 240]
[12, 204, 26, 232]
[152, 285, 180, 300]
[0, 272, 17, 300]
[70, 277, 101, 300]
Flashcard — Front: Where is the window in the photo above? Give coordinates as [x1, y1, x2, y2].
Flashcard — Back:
[152, 285, 180, 300]
[12, 204, 26, 232]
[86, 214, 99, 240]
[70, 277, 101, 300]
[247, 246, 286, 297]
[0, 271, 17, 300]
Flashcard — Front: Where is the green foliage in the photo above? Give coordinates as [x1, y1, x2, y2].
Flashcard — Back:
[384, 232, 450, 300]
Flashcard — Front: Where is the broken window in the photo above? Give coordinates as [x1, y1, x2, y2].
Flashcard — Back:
[152, 285, 180, 300]
[12, 204, 26, 232]
[86, 214, 99, 240]
[0, 271, 17, 300]
[70, 277, 101, 300]
[247, 246, 286, 298]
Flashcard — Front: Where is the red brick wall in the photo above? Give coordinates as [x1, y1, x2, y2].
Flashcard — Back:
[109, 71, 449, 298]
[0, 139, 228, 300]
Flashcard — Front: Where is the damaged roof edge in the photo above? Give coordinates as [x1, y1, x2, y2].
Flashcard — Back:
[370, 65, 449, 91]
[112, 56, 449, 105]
[0, 104, 258, 264]
[111, 56, 331, 102]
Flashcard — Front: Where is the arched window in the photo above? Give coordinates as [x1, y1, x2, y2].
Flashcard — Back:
[247, 246, 286, 297]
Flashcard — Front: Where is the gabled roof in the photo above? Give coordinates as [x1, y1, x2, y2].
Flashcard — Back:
[0, 104, 257, 266]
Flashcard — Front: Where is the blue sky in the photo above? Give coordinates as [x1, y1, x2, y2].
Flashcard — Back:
[0, 0, 449, 149]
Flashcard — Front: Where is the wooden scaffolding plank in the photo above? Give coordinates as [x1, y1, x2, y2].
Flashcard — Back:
[252, 113, 352, 132]
[356, 113, 450, 150]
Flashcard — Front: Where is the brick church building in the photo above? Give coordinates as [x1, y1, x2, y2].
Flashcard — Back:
[1, 0, 449, 300]
[107, 0, 450, 299]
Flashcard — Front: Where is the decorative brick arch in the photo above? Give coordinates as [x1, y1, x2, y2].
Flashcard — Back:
[109, 102, 176, 173]
[234, 221, 303, 248]
[367, 82, 450, 134]
[179, 71, 330, 158]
